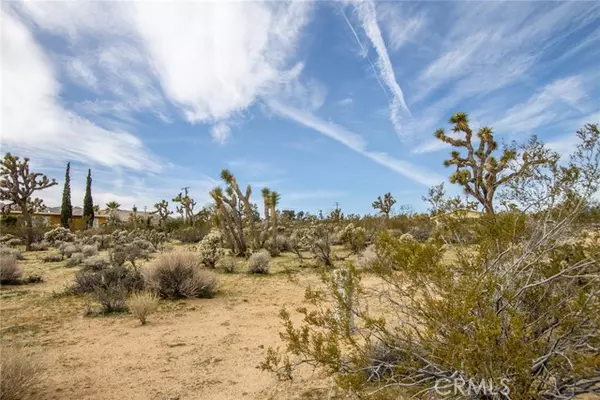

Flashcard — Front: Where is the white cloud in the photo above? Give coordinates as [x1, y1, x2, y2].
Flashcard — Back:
[338, 97, 353, 106]
[268, 101, 443, 186]
[210, 123, 231, 144]
[378, 3, 426, 51]
[12, 1, 313, 142]
[353, 1, 411, 137]
[414, 1, 600, 106]
[130, 2, 311, 124]
[492, 76, 590, 134]
[0, 9, 160, 171]
[411, 139, 450, 155]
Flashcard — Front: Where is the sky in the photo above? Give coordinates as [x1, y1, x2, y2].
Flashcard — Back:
[1, 1, 599, 215]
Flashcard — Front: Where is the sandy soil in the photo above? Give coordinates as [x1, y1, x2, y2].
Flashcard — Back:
[0, 248, 340, 400]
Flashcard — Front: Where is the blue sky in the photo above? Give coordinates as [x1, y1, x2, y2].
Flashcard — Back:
[2, 1, 599, 215]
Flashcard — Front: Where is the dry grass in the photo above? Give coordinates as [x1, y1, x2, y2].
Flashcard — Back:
[127, 291, 159, 325]
[0, 347, 39, 400]
[0, 243, 360, 399]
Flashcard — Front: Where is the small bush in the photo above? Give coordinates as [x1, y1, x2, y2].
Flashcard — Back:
[0, 234, 15, 244]
[144, 252, 217, 299]
[81, 244, 98, 257]
[82, 256, 109, 271]
[65, 252, 84, 267]
[44, 226, 75, 245]
[5, 238, 23, 247]
[68, 265, 144, 295]
[127, 291, 159, 325]
[95, 284, 128, 313]
[61, 243, 81, 259]
[30, 241, 50, 251]
[43, 255, 63, 263]
[0, 246, 24, 261]
[0, 255, 22, 284]
[0, 347, 38, 400]
[217, 256, 236, 273]
[248, 249, 271, 274]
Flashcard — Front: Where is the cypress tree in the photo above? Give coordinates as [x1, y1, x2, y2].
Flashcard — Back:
[60, 162, 73, 228]
[83, 168, 94, 229]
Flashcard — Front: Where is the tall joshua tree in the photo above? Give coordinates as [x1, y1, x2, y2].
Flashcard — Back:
[173, 188, 197, 226]
[269, 190, 280, 241]
[435, 112, 551, 214]
[371, 192, 396, 218]
[220, 169, 257, 250]
[60, 162, 73, 228]
[83, 169, 94, 229]
[261, 187, 271, 232]
[0, 153, 57, 250]
[154, 200, 172, 227]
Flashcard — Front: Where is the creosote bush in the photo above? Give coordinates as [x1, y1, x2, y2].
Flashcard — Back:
[127, 291, 159, 325]
[81, 244, 98, 257]
[0, 255, 22, 284]
[248, 249, 271, 274]
[0, 347, 39, 400]
[65, 252, 84, 267]
[82, 255, 109, 271]
[0, 246, 24, 261]
[68, 265, 144, 296]
[262, 121, 600, 400]
[144, 252, 217, 299]
[30, 241, 50, 251]
[43, 255, 63, 263]
[217, 256, 236, 273]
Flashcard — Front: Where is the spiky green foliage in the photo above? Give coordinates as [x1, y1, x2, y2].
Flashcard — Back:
[435, 112, 552, 214]
[264, 122, 600, 399]
[83, 169, 94, 229]
[154, 199, 172, 227]
[105, 201, 121, 226]
[371, 192, 396, 218]
[173, 187, 196, 226]
[0, 153, 57, 250]
[60, 162, 72, 228]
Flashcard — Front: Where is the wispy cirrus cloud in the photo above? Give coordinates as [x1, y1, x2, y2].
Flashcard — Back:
[340, 1, 411, 137]
[492, 75, 594, 134]
[268, 101, 442, 186]
[1, 9, 161, 172]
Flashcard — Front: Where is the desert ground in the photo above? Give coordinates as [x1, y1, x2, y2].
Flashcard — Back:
[0, 245, 350, 400]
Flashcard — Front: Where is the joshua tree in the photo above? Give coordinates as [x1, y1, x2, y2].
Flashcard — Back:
[261, 187, 271, 232]
[0, 153, 57, 250]
[210, 187, 246, 255]
[83, 169, 94, 229]
[269, 191, 280, 241]
[173, 187, 196, 226]
[435, 112, 551, 214]
[154, 200, 172, 227]
[60, 162, 73, 228]
[371, 192, 396, 218]
[220, 169, 258, 250]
